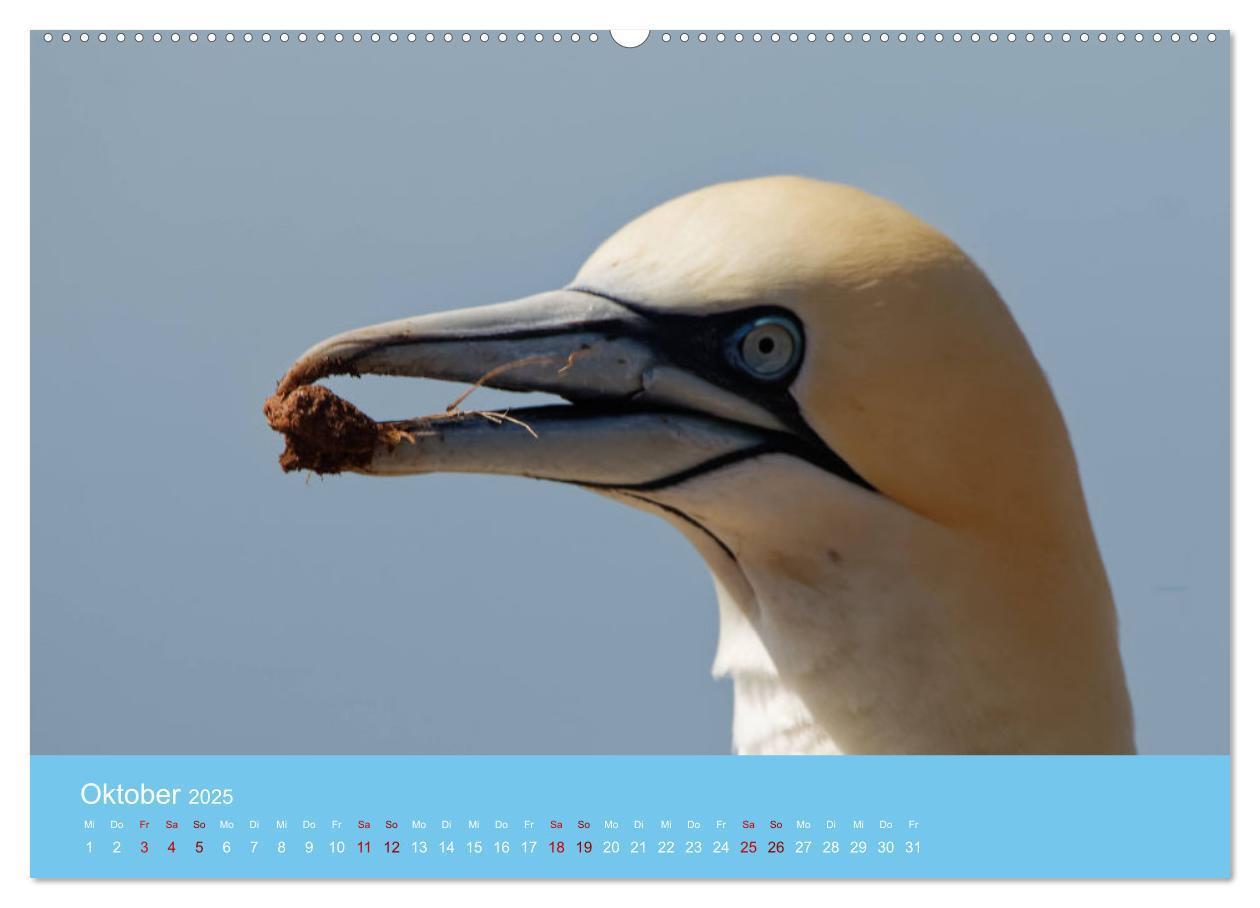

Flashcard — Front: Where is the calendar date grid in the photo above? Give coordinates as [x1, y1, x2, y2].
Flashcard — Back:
[81, 813, 925, 864]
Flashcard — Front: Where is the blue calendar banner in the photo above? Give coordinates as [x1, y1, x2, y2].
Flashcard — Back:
[31, 755, 1229, 879]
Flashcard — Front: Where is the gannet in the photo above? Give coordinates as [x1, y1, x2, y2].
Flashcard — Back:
[269, 176, 1135, 755]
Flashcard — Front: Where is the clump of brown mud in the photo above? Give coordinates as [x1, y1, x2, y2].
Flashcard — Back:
[263, 384, 383, 474]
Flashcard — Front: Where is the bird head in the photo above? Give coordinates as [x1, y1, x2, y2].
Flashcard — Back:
[269, 175, 1132, 754]
[272, 175, 1085, 544]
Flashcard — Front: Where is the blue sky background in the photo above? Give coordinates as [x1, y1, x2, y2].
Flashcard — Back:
[31, 33, 1228, 753]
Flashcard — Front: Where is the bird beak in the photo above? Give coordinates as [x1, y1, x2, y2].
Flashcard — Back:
[268, 288, 795, 488]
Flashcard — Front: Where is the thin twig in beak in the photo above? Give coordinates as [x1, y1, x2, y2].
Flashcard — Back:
[444, 354, 560, 413]
[432, 347, 589, 440]
[443, 347, 595, 413]
[489, 411, 539, 438]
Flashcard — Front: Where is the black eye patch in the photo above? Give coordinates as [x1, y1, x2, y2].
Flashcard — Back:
[567, 285, 877, 494]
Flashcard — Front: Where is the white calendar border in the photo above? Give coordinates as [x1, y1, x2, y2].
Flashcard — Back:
[2, 0, 1252, 904]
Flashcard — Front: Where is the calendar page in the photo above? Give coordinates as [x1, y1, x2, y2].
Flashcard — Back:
[29, 26, 1230, 880]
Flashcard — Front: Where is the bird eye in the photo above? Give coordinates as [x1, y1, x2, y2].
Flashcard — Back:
[733, 316, 802, 380]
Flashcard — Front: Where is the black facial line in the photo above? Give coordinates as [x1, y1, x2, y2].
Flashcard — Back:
[568, 286, 878, 494]
[493, 403, 871, 492]
[607, 491, 737, 562]
[578, 438, 869, 494]
[564, 285, 672, 319]
[580, 444, 783, 492]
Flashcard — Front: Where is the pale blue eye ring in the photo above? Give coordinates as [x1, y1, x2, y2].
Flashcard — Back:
[732, 316, 802, 380]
